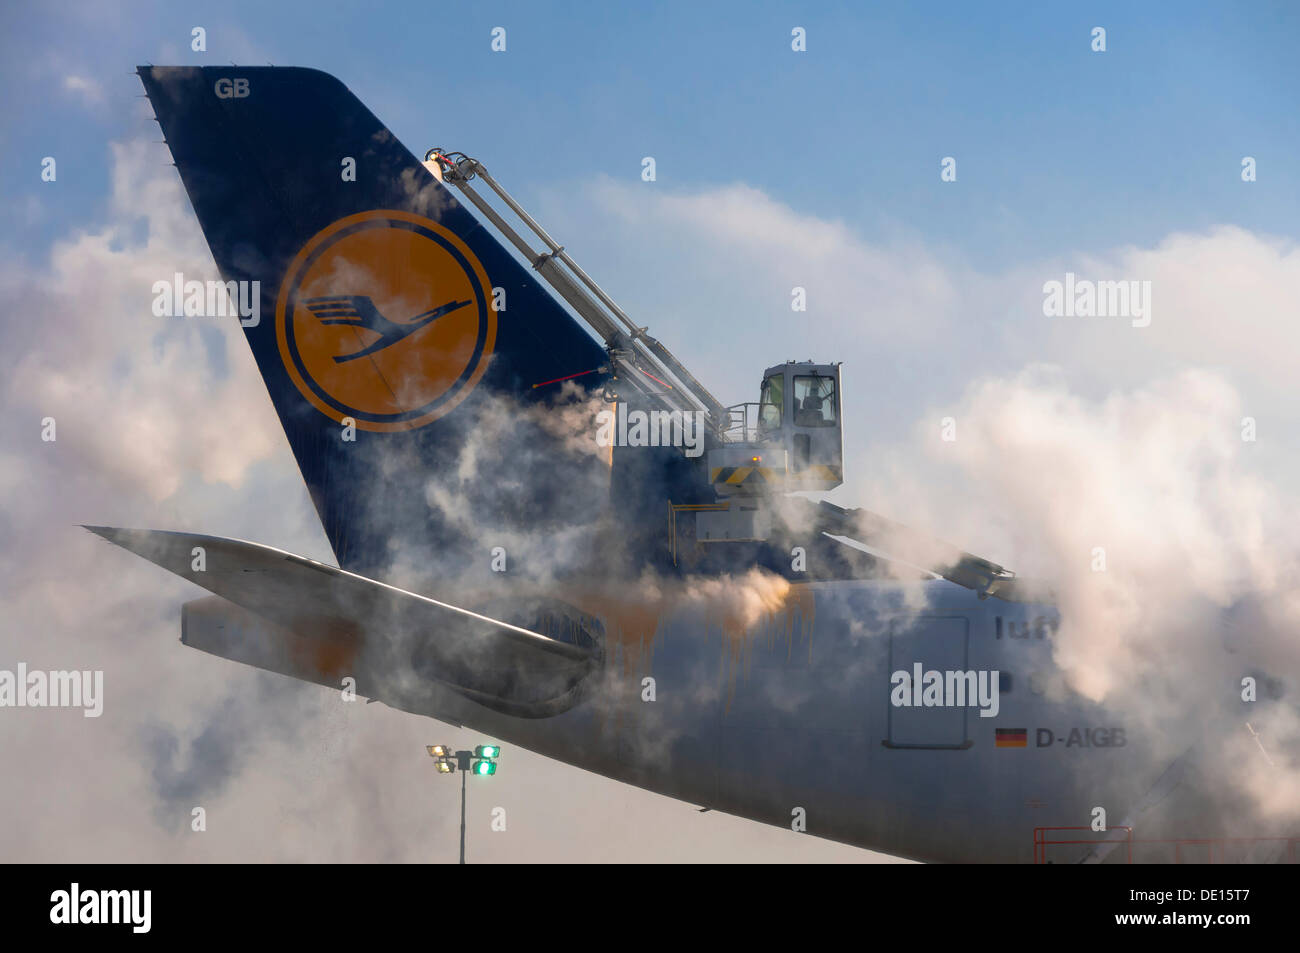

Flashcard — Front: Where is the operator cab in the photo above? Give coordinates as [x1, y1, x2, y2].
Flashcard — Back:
[758, 361, 843, 491]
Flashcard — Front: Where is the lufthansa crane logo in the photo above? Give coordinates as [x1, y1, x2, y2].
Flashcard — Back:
[276, 210, 496, 432]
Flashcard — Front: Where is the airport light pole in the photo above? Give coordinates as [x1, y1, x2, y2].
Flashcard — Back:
[427, 744, 501, 864]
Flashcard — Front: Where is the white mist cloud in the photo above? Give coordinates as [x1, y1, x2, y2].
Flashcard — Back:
[856, 363, 1300, 826]
[7, 124, 1296, 860]
[557, 178, 1300, 829]
[6, 139, 280, 501]
[0, 140, 883, 862]
[888, 365, 1293, 696]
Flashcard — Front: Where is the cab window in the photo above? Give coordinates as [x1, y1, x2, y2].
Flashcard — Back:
[759, 374, 783, 429]
[793, 375, 836, 427]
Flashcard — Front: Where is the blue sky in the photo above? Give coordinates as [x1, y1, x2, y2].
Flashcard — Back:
[4, 1, 1298, 269]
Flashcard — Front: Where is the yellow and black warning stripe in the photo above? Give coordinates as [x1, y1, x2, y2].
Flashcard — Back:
[709, 464, 842, 485]
[803, 464, 842, 482]
[710, 466, 780, 485]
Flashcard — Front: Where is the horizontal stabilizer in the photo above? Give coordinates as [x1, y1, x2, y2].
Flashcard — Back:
[86, 526, 597, 717]
[182, 593, 371, 690]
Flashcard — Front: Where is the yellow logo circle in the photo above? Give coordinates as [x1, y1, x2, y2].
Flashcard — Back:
[276, 210, 496, 432]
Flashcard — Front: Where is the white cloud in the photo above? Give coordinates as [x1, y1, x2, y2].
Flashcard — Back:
[562, 179, 1300, 826]
[62, 73, 104, 105]
[6, 139, 280, 501]
[0, 142, 883, 862]
[7, 127, 1298, 859]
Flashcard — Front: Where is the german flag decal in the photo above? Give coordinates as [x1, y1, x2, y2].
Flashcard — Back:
[996, 728, 1028, 748]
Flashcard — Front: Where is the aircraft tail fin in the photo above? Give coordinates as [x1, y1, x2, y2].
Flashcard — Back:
[139, 66, 611, 578]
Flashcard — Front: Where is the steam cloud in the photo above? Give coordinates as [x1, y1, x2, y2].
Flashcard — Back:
[5, 130, 1296, 861]
[863, 364, 1300, 830]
